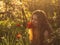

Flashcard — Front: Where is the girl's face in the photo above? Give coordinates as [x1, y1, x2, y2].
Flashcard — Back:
[31, 15, 38, 27]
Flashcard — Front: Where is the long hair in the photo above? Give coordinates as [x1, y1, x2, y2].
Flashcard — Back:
[32, 10, 53, 33]
[31, 10, 53, 45]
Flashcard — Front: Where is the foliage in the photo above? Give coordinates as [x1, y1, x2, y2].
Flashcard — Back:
[0, 0, 31, 45]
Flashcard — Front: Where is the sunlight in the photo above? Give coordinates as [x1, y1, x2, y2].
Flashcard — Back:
[28, 29, 33, 41]
[0, 1, 5, 12]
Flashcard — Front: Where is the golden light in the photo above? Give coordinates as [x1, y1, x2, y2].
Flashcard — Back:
[0, 1, 5, 12]
[11, 0, 22, 5]
[28, 29, 33, 41]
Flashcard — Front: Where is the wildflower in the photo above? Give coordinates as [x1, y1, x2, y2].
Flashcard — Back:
[16, 24, 20, 27]
[0, 36, 5, 40]
[27, 22, 32, 28]
[16, 33, 22, 39]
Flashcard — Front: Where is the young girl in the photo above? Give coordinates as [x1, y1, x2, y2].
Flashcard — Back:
[30, 10, 53, 45]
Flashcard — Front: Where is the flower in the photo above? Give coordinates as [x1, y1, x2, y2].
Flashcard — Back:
[16, 33, 22, 38]
[16, 24, 20, 27]
[0, 36, 5, 40]
[27, 22, 32, 28]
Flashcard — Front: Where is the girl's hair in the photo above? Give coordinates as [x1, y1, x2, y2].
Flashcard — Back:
[31, 10, 53, 45]
[32, 10, 53, 33]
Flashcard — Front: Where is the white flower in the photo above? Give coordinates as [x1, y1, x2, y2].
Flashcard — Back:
[1, 36, 5, 39]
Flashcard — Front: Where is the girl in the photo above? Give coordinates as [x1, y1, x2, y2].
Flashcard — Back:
[30, 10, 53, 45]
